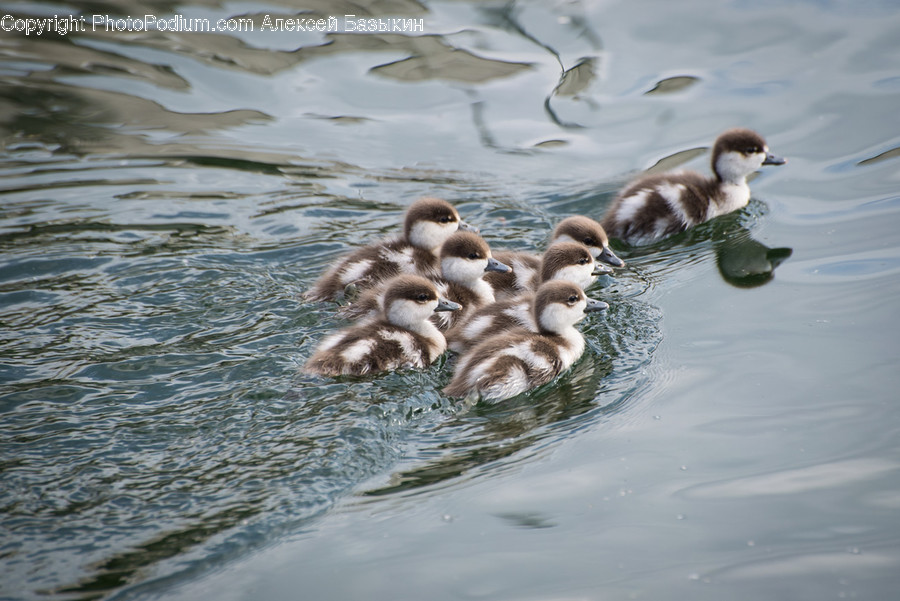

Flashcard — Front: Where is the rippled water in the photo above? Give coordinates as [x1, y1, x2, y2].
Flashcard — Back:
[2, 1, 900, 600]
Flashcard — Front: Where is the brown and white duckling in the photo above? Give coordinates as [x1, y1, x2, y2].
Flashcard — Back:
[306, 197, 475, 302]
[601, 128, 786, 245]
[550, 215, 625, 267]
[304, 274, 460, 376]
[446, 241, 610, 353]
[486, 217, 621, 299]
[485, 240, 608, 301]
[340, 231, 510, 331]
[443, 280, 607, 402]
[431, 231, 510, 330]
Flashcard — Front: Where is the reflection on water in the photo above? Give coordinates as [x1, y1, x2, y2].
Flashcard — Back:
[644, 75, 701, 96]
[716, 235, 792, 288]
[617, 204, 795, 289]
[3, 0, 900, 600]
[608, 215, 794, 289]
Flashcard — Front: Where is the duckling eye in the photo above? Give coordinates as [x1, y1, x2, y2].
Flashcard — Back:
[467, 252, 480, 260]
[416, 293, 430, 302]
[438, 215, 454, 224]
[583, 237, 596, 246]
[578, 257, 589, 265]
[745, 146, 761, 155]
[567, 295, 579, 304]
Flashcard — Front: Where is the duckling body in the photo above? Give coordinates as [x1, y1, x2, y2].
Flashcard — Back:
[483, 251, 541, 301]
[486, 217, 620, 299]
[443, 281, 606, 402]
[430, 232, 510, 330]
[447, 241, 608, 352]
[306, 197, 472, 302]
[485, 241, 607, 301]
[602, 128, 785, 245]
[340, 231, 510, 331]
[446, 294, 536, 354]
[446, 290, 609, 355]
[304, 274, 460, 376]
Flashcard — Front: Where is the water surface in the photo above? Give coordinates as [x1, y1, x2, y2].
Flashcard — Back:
[2, 1, 900, 600]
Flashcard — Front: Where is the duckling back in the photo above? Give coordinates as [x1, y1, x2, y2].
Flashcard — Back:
[306, 197, 469, 302]
[601, 128, 784, 245]
[305, 274, 460, 376]
[443, 281, 606, 402]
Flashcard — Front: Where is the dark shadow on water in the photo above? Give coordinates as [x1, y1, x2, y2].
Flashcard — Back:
[54, 505, 260, 601]
[607, 203, 793, 289]
[715, 236, 793, 288]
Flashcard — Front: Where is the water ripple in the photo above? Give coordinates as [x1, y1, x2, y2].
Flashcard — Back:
[7, 0, 897, 599]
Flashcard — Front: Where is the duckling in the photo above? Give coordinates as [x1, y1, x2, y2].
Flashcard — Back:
[486, 217, 620, 299]
[306, 197, 475, 302]
[431, 231, 510, 330]
[443, 280, 607, 402]
[304, 274, 461, 376]
[482, 250, 542, 301]
[340, 231, 510, 330]
[551, 215, 625, 268]
[445, 244, 610, 353]
[601, 128, 785, 245]
[485, 240, 608, 301]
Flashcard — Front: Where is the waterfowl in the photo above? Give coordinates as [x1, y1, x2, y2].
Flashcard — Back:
[601, 128, 785, 245]
[306, 197, 474, 302]
[443, 280, 606, 402]
[484, 240, 608, 301]
[304, 274, 460, 376]
[340, 231, 510, 331]
[445, 242, 610, 353]
[486, 217, 620, 299]
[551, 215, 624, 267]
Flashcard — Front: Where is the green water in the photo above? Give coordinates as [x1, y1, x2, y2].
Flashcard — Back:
[2, 1, 899, 600]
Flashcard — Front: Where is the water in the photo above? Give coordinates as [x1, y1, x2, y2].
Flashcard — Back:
[2, 1, 899, 599]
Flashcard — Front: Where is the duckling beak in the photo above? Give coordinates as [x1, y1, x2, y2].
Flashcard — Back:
[597, 246, 625, 268]
[458, 221, 479, 234]
[485, 257, 512, 273]
[584, 298, 609, 312]
[435, 298, 462, 312]
[762, 153, 786, 166]
[592, 262, 615, 276]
